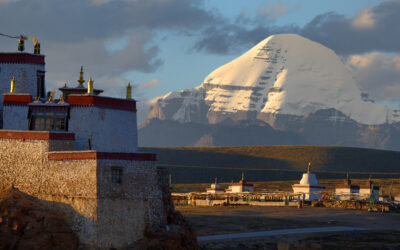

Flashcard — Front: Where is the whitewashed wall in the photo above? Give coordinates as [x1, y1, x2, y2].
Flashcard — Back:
[3, 105, 29, 130]
[69, 106, 138, 153]
[0, 63, 44, 109]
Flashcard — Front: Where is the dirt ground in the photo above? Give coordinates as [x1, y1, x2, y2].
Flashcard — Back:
[178, 205, 400, 249]
[178, 205, 400, 236]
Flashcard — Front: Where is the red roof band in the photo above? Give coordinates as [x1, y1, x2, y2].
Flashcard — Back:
[0, 130, 75, 141]
[3, 94, 136, 112]
[3, 94, 32, 105]
[68, 95, 136, 111]
[0, 53, 45, 65]
[48, 151, 156, 161]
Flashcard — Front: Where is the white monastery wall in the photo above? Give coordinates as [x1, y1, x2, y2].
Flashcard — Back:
[69, 106, 138, 153]
[3, 105, 29, 130]
[0, 63, 44, 108]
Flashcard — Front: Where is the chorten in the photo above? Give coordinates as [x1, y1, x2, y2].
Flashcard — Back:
[206, 177, 225, 194]
[226, 172, 254, 193]
[292, 162, 325, 201]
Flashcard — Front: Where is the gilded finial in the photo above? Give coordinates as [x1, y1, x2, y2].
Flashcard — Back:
[126, 83, 132, 99]
[78, 66, 85, 88]
[47, 90, 55, 103]
[87, 77, 94, 94]
[18, 39, 24, 52]
[58, 95, 65, 104]
[33, 42, 40, 54]
[215, 177, 218, 184]
[10, 77, 16, 93]
[307, 162, 311, 173]
[241, 172, 244, 181]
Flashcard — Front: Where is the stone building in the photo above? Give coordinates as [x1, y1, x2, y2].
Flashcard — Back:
[226, 173, 254, 193]
[0, 45, 167, 248]
[0, 51, 45, 125]
[335, 174, 360, 200]
[292, 162, 325, 201]
[359, 178, 380, 200]
[206, 178, 225, 194]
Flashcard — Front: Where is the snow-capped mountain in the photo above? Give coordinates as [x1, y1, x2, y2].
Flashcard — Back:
[141, 34, 400, 149]
[148, 34, 398, 126]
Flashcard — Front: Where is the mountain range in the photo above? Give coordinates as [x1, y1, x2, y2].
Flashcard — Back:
[139, 34, 400, 150]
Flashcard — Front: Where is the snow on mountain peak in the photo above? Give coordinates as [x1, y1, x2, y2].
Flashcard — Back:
[201, 34, 390, 125]
[149, 34, 395, 125]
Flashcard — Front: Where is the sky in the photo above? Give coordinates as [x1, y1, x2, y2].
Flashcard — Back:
[0, 0, 400, 123]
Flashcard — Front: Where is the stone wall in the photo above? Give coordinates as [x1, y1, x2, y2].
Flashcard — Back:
[69, 106, 138, 153]
[42, 156, 98, 246]
[0, 132, 165, 248]
[0, 138, 45, 191]
[96, 159, 162, 248]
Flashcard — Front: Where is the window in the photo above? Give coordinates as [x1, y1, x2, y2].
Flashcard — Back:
[37, 71, 45, 98]
[30, 116, 67, 131]
[111, 168, 122, 184]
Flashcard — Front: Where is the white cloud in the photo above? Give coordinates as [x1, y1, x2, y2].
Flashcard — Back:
[346, 53, 400, 103]
[141, 78, 160, 89]
[352, 8, 375, 30]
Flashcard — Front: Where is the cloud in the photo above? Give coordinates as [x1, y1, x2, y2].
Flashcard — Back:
[346, 53, 400, 103]
[258, 1, 288, 22]
[192, 1, 400, 56]
[352, 8, 375, 30]
[0, 0, 221, 95]
[141, 79, 160, 89]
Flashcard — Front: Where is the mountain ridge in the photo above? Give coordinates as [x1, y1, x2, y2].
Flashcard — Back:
[140, 34, 400, 149]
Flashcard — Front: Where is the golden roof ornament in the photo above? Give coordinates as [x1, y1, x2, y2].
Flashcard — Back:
[46, 90, 55, 103]
[77, 66, 85, 88]
[307, 162, 311, 173]
[126, 83, 132, 99]
[10, 77, 16, 93]
[87, 77, 94, 94]
[58, 95, 65, 104]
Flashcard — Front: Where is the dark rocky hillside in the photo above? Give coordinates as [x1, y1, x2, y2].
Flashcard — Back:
[139, 145, 400, 184]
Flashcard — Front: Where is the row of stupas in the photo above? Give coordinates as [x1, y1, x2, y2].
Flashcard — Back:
[292, 162, 379, 201]
[206, 173, 255, 194]
[205, 163, 380, 201]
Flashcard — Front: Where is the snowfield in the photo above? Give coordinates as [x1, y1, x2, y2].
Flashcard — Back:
[151, 34, 397, 125]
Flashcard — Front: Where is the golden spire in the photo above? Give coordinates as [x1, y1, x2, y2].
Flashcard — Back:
[77, 66, 85, 88]
[126, 83, 132, 99]
[10, 77, 16, 93]
[307, 162, 311, 173]
[87, 77, 94, 94]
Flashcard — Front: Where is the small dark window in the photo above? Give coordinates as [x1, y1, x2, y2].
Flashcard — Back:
[111, 168, 122, 184]
[37, 71, 45, 98]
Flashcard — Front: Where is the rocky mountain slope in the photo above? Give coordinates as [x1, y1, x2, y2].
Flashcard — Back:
[140, 34, 400, 149]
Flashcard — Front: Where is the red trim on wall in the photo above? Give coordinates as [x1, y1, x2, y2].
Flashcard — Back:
[67, 95, 136, 111]
[292, 185, 326, 189]
[228, 184, 254, 187]
[0, 130, 75, 141]
[48, 151, 98, 161]
[335, 185, 360, 189]
[0, 53, 45, 65]
[3, 94, 32, 105]
[48, 151, 156, 161]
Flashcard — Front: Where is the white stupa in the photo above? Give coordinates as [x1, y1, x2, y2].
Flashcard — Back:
[292, 162, 325, 201]
[206, 177, 225, 194]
